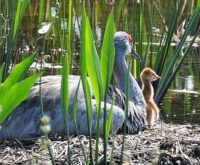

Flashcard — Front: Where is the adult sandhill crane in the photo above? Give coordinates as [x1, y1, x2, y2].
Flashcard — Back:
[0, 31, 146, 140]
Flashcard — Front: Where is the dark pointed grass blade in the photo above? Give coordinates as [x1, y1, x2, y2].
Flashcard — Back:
[154, 0, 184, 77]
[155, 7, 200, 103]
[13, 0, 31, 39]
[0, 64, 4, 83]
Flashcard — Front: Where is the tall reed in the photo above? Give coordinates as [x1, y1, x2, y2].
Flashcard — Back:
[1, 1, 31, 81]
[154, 5, 200, 103]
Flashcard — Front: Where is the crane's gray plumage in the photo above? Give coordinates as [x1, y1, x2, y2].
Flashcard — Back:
[0, 31, 146, 141]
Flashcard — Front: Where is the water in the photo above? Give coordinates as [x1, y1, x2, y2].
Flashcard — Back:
[160, 49, 200, 124]
[19, 1, 200, 125]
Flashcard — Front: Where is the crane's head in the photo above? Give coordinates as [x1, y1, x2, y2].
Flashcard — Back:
[114, 31, 142, 62]
[140, 67, 161, 82]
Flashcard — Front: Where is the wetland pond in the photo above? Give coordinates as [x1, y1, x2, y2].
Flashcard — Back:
[21, 1, 200, 125]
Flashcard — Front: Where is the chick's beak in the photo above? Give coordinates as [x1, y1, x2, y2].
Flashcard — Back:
[131, 48, 142, 62]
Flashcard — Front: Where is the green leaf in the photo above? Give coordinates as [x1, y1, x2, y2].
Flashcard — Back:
[13, 0, 31, 39]
[0, 63, 4, 83]
[197, 0, 200, 9]
[105, 102, 113, 142]
[80, 4, 94, 164]
[101, 8, 116, 96]
[0, 55, 35, 98]
[80, 4, 93, 130]
[72, 79, 81, 129]
[61, 56, 69, 119]
[85, 16, 103, 106]
[0, 73, 42, 124]
[38, 0, 45, 24]
[84, 15, 103, 164]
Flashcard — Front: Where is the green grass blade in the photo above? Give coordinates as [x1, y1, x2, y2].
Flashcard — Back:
[61, 56, 69, 123]
[0, 72, 42, 124]
[72, 79, 88, 163]
[101, 8, 116, 96]
[81, 1, 93, 136]
[38, 0, 45, 24]
[143, 0, 153, 68]
[13, 0, 31, 40]
[138, 0, 144, 57]
[197, 0, 200, 8]
[61, 55, 70, 165]
[156, 31, 199, 103]
[80, 4, 94, 164]
[67, 0, 73, 71]
[0, 55, 35, 97]
[100, 8, 116, 164]
[73, 79, 80, 127]
[155, 8, 200, 103]
[85, 16, 102, 106]
[0, 64, 4, 83]
[115, 0, 125, 28]
[154, 1, 183, 76]
[13, 0, 21, 40]
[85, 15, 103, 165]
[105, 101, 113, 142]
[3, 1, 16, 81]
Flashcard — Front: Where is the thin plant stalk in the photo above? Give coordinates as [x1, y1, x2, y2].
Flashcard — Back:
[67, 0, 73, 72]
[38, 0, 45, 24]
[39, 76, 55, 165]
[39, 37, 55, 165]
[3, 0, 15, 81]
[120, 67, 130, 164]
[2, 0, 31, 80]
[72, 79, 88, 164]
[60, 0, 72, 164]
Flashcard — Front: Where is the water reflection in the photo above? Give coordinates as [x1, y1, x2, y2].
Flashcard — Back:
[161, 50, 200, 125]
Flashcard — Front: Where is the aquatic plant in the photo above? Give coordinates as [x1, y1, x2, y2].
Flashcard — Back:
[0, 55, 41, 124]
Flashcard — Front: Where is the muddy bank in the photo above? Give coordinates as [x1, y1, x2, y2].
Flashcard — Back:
[0, 122, 200, 164]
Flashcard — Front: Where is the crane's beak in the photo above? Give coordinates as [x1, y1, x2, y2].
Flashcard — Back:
[131, 49, 142, 62]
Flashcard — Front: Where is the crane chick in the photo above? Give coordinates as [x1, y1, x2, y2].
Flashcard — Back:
[140, 67, 161, 128]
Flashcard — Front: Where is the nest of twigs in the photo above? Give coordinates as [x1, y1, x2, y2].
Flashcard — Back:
[0, 122, 200, 164]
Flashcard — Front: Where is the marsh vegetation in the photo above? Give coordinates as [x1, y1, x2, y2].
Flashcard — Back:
[0, 0, 199, 164]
